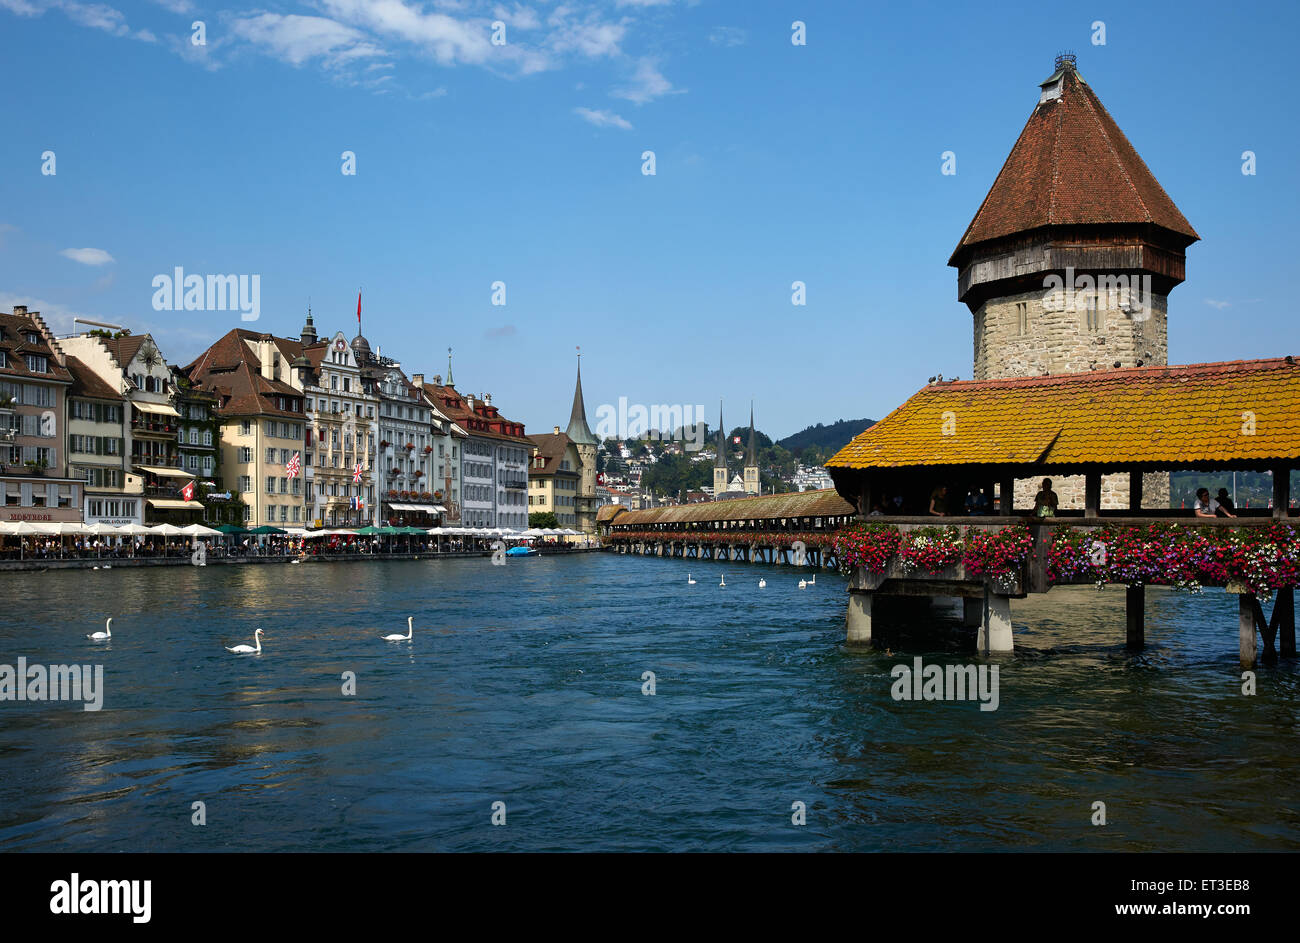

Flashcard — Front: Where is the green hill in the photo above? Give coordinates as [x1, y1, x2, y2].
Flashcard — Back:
[777, 418, 875, 464]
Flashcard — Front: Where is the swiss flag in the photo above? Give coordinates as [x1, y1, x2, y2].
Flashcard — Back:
[181, 480, 195, 501]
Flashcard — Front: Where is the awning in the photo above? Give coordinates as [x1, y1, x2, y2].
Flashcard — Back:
[388, 503, 446, 512]
[133, 401, 181, 417]
[135, 465, 195, 479]
[146, 499, 204, 510]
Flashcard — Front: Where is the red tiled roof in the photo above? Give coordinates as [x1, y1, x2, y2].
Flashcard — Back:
[0, 312, 73, 384]
[183, 329, 304, 420]
[422, 383, 528, 443]
[528, 432, 579, 477]
[66, 356, 122, 400]
[950, 66, 1198, 263]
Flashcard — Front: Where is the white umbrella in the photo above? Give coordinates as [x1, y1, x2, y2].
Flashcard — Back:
[87, 522, 121, 536]
[180, 523, 221, 536]
[118, 523, 153, 536]
[151, 523, 185, 536]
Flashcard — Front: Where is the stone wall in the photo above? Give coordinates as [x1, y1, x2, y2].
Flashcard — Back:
[973, 286, 1168, 381]
[1011, 472, 1171, 511]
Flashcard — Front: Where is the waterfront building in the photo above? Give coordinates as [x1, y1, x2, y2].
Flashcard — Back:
[182, 330, 308, 527]
[60, 330, 196, 523]
[365, 362, 446, 526]
[65, 356, 135, 525]
[0, 306, 83, 522]
[527, 426, 582, 528]
[950, 54, 1196, 508]
[421, 364, 530, 529]
[297, 327, 380, 527]
[170, 371, 224, 524]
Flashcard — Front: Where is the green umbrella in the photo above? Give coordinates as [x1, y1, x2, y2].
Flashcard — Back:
[247, 525, 287, 535]
[356, 525, 385, 535]
[214, 524, 248, 534]
[378, 526, 404, 536]
[399, 526, 426, 535]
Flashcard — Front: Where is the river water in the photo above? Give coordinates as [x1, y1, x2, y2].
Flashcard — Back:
[1, 553, 1296, 851]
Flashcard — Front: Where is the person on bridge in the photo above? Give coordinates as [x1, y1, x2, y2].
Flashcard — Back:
[1194, 487, 1236, 518]
[1033, 479, 1059, 518]
[928, 484, 949, 516]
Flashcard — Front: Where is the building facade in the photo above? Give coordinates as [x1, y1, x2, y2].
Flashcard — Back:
[65, 355, 135, 525]
[59, 331, 197, 523]
[183, 329, 309, 528]
[0, 306, 83, 522]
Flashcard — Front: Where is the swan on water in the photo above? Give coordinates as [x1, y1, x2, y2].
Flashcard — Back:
[758, 578, 767, 588]
[798, 579, 807, 589]
[382, 617, 413, 642]
[227, 628, 264, 654]
[87, 617, 112, 640]
[687, 573, 696, 585]
[808, 574, 816, 585]
[720, 574, 727, 587]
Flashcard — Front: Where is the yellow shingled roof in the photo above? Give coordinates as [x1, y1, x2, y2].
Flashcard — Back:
[614, 489, 854, 527]
[829, 358, 1300, 470]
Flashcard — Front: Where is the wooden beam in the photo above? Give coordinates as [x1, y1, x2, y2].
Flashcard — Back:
[1279, 588, 1296, 658]
[1274, 464, 1291, 520]
[1126, 584, 1145, 650]
[1000, 476, 1014, 514]
[1084, 472, 1101, 518]
[1128, 471, 1144, 512]
[1240, 594, 1257, 669]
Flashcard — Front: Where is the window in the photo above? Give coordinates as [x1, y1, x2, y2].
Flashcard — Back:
[238, 447, 252, 463]
[1086, 293, 1102, 332]
[266, 477, 276, 493]
[203, 430, 212, 446]
[266, 448, 277, 463]
[267, 505, 275, 522]
[25, 354, 48, 373]
[243, 505, 252, 522]
[188, 455, 199, 471]
[241, 420, 251, 435]
[239, 476, 251, 492]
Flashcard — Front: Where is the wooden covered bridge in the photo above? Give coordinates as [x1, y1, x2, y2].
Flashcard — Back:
[826, 357, 1300, 667]
[602, 489, 855, 567]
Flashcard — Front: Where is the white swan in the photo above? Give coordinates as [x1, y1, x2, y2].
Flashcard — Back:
[227, 628, 264, 654]
[808, 574, 816, 585]
[758, 578, 767, 588]
[88, 617, 112, 640]
[719, 574, 727, 587]
[687, 573, 696, 585]
[798, 579, 807, 589]
[382, 617, 413, 642]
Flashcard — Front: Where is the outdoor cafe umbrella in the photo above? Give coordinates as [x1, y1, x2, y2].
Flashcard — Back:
[180, 523, 222, 537]
[247, 525, 288, 535]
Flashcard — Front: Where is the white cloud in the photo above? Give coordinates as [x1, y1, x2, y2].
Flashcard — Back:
[0, 293, 89, 335]
[1204, 299, 1232, 310]
[60, 247, 115, 266]
[574, 106, 632, 130]
[613, 56, 681, 104]
[708, 26, 746, 47]
[317, 0, 493, 66]
[229, 13, 385, 68]
[0, 0, 157, 41]
[148, 0, 193, 13]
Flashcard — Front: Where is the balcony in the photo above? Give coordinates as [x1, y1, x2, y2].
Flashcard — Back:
[131, 418, 178, 437]
[501, 475, 527, 490]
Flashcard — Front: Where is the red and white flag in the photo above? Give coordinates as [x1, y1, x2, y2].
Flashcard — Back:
[181, 480, 195, 501]
[353, 462, 363, 483]
[732, 436, 741, 445]
[286, 451, 301, 478]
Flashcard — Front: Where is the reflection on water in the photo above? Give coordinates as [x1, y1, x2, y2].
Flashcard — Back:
[0, 555, 1297, 851]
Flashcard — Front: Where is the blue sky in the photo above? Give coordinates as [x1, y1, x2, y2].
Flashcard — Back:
[1, 0, 1296, 439]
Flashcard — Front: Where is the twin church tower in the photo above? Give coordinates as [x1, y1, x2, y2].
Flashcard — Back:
[713, 403, 761, 498]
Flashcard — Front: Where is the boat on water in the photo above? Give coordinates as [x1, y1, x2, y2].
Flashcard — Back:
[505, 545, 539, 557]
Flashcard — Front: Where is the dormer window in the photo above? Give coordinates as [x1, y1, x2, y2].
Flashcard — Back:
[25, 332, 39, 345]
[25, 354, 47, 373]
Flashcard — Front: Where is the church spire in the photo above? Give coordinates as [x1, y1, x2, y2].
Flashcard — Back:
[447, 347, 454, 387]
[714, 401, 727, 469]
[565, 347, 597, 445]
[745, 401, 757, 465]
